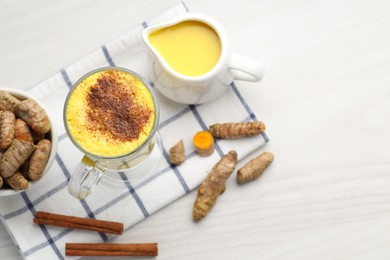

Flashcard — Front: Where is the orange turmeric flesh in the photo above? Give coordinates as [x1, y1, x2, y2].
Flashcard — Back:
[193, 131, 214, 157]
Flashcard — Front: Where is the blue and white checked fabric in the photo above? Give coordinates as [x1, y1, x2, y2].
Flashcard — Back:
[0, 2, 269, 259]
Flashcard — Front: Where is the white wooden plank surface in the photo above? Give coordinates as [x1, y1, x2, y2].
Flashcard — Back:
[1, 0, 390, 259]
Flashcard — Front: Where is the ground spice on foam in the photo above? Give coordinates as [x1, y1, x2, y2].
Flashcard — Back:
[86, 71, 152, 142]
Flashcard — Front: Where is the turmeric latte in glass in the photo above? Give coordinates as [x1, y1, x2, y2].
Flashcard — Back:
[65, 68, 160, 199]
[65, 68, 157, 158]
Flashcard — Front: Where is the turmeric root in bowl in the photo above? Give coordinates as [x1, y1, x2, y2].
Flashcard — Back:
[0, 88, 57, 197]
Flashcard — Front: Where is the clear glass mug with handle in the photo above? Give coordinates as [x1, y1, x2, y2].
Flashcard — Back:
[63, 67, 161, 199]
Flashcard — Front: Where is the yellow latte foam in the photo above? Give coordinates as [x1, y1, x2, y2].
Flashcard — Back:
[66, 69, 155, 157]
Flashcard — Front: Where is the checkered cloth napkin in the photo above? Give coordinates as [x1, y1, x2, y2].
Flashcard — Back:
[0, 2, 269, 259]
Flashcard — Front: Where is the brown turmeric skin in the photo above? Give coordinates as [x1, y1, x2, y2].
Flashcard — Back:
[0, 111, 16, 150]
[14, 118, 33, 143]
[237, 152, 274, 184]
[0, 139, 36, 178]
[28, 139, 51, 181]
[17, 99, 51, 134]
[19, 159, 30, 180]
[0, 91, 21, 113]
[31, 130, 45, 143]
[5, 171, 29, 190]
[0, 91, 52, 191]
[209, 121, 266, 139]
[193, 150, 238, 222]
[169, 139, 185, 165]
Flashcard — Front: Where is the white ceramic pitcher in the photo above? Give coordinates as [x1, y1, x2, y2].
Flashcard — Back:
[142, 13, 265, 105]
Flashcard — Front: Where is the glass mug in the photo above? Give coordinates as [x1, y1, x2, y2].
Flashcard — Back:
[64, 67, 161, 199]
[142, 13, 265, 104]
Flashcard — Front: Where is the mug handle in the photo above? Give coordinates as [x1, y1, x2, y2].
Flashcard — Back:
[68, 155, 105, 199]
[228, 52, 265, 82]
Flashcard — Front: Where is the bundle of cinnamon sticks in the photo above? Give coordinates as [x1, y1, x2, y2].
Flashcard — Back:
[33, 211, 158, 257]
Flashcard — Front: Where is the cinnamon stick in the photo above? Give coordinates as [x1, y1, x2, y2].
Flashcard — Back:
[65, 243, 158, 256]
[33, 211, 123, 235]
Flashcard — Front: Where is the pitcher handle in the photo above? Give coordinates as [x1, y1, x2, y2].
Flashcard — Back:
[228, 52, 265, 82]
[68, 156, 105, 199]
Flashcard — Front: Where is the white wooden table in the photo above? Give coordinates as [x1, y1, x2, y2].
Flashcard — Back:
[1, 0, 390, 259]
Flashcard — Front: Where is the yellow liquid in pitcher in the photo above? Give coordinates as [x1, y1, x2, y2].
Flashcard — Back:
[66, 69, 155, 157]
[148, 20, 221, 76]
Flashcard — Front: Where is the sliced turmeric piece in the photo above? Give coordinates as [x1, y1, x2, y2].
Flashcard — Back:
[28, 139, 51, 181]
[5, 171, 29, 190]
[169, 139, 185, 165]
[14, 118, 33, 143]
[0, 139, 36, 178]
[0, 111, 15, 150]
[0, 90, 21, 113]
[193, 131, 214, 157]
[193, 150, 237, 222]
[237, 152, 274, 184]
[17, 98, 51, 134]
[209, 121, 266, 139]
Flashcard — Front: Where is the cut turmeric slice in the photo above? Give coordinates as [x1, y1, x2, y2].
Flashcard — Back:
[169, 139, 185, 165]
[193, 131, 214, 157]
